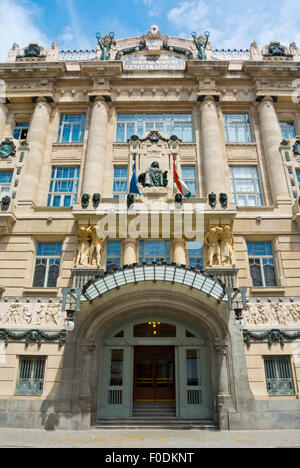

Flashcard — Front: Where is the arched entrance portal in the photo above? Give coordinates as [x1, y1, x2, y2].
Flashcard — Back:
[98, 315, 212, 419]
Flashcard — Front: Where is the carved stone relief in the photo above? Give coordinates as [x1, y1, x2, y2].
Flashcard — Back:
[0, 302, 66, 329]
[244, 302, 300, 328]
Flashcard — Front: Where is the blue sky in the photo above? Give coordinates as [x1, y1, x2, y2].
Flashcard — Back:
[0, 0, 299, 60]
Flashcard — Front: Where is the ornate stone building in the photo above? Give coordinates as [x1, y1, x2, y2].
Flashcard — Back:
[0, 26, 300, 430]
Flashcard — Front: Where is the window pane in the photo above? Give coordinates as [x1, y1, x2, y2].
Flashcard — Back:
[224, 114, 252, 143]
[116, 114, 194, 142]
[33, 262, 47, 288]
[249, 260, 263, 286]
[186, 350, 199, 386]
[280, 121, 296, 139]
[47, 262, 60, 287]
[110, 350, 123, 386]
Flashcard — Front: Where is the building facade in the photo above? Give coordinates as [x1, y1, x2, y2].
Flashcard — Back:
[0, 26, 300, 430]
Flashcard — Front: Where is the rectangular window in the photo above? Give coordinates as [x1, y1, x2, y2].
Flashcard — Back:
[110, 350, 124, 386]
[264, 357, 294, 395]
[181, 166, 197, 198]
[0, 171, 13, 198]
[280, 121, 296, 140]
[188, 241, 203, 268]
[139, 240, 170, 263]
[47, 166, 80, 207]
[106, 241, 122, 270]
[57, 114, 86, 143]
[32, 242, 62, 288]
[116, 114, 194, 142]
[230, 166, 262, 206]
[113, 166, 128, 199]
[13, 122, 29, 140]
[223, 114, 253, 143]
[186, 350, 199, 386]
[16, 357, 46, 395]
[247, 241, 277, 287]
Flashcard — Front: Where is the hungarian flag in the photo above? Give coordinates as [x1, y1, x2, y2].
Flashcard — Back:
[173, 155, 192, 198]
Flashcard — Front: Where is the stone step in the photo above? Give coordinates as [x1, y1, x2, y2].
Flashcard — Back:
[95, 418, 218, 430]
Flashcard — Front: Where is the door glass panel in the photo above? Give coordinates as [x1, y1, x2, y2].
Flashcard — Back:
[136, 353, 153, 388]
[186, 349, 200, 386]
[110, 350, 123, 386]
[157, 353, 174, 388]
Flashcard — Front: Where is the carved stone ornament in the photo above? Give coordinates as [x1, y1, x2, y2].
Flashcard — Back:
[293, 139, 300, 156]
[0, 302, 66, 330]
[0, 139, 16, 159]
[243, 302, 300, 328]
[75, 224, 103, 268]
[204, 225, 235, 267]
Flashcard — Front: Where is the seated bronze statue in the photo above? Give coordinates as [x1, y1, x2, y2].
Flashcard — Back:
[138, 161, 168, 188]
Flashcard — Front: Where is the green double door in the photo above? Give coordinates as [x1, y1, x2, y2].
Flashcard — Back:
[98, 345, 212, 419]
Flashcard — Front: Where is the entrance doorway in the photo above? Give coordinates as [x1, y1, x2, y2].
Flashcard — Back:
[133, 347, 175, 402]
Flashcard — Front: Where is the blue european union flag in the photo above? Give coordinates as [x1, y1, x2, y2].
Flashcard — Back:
[129, 155, 142, 195]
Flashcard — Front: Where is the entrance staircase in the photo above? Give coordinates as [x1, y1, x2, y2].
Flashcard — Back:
[95, 402, 218, 430]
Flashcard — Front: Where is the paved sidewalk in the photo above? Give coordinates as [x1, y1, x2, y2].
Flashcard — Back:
[0, 428, 300, 448]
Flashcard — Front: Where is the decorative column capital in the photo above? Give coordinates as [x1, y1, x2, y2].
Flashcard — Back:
[256, 95, 278, 106]
[197, 95, 220, 108]
[81, 340, 96, 355]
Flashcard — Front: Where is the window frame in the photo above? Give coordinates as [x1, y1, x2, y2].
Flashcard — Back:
[181, 166, 198, 198]
[112, 166, 128, 199]
[13, 122, 30, 140]
[0, 170, 13, 199]
[16, 356, 46, 396]
[32, 242, 62, 288]
[230, 165, 263, 207]
[57, 113, 86, 144]
[223, 113, 253, 143]
[279, 121, 296, 140]
[247, 241, 277, 287]
[106, 240, 122, 270]
[187, 241, 203, 268]
[139, 240, 170, 264]
[47, 166, 80, 207]
[116, 113, 194, 143]
[264, 356, 295, 396]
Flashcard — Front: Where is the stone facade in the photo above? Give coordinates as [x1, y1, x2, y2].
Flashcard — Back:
[0, 26, 300, 430]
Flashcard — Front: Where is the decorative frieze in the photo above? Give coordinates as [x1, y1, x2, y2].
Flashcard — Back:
[0, 302, 66, 329]
[244, 302, 300, 328]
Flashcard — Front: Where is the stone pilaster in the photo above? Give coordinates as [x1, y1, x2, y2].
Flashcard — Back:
[0, 103, 8, 140]
[82, 97, 109, 196]
[258, 97, 290, 204]
[18, 98, 52, 203]
[123, 238, 137, 265]
[173, 238, 186, 265]
[199, 97, 231, 198]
